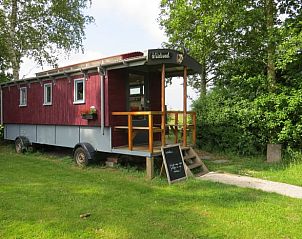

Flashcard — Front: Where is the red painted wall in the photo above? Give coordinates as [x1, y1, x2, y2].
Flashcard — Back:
[3, 72, 101, 126]
[106, 70, 163, 147]
[2, 67, 163, 148]
[105, 69, 128, 127]
[105, 69, 128, 147]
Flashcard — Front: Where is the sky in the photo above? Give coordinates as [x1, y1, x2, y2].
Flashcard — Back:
[20, 0, 198, 110]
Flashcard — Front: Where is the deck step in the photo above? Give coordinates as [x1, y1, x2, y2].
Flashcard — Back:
[188, 162, 202, 170]
[183, 154, 196, 161]
[181, 146, 191, 151]
[182, 147, 209, 177]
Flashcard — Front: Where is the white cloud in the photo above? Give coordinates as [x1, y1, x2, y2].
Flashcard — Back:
[90, 0, 166, 44]
[20, 0, 166, 77]
[19, 1, 195, 110]
[20, 50, 103, 78]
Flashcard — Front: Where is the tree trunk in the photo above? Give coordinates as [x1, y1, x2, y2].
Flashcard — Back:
[200, 62, 207, 96]
[8, 0, 20, 81]
[266, 0, 276, 92]
[12, 62, 20, 81]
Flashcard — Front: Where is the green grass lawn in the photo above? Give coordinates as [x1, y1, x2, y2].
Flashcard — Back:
[1, 144, 302, 239]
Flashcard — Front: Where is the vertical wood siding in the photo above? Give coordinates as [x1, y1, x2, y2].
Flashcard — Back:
[106, 70, 162, 147]
[105, 69, 128, 147]
[3, 72, 101, 126]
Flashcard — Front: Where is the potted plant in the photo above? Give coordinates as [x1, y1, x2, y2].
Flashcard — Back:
[81, 106, 97, 120]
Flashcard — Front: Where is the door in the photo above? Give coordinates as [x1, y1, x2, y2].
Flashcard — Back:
[128, 72, 149, 144]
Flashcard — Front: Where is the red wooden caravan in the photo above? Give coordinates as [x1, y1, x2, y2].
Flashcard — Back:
[0, 49, 208, 178]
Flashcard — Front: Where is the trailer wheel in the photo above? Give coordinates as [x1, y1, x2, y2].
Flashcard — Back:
[15, 138, 24, 153]
[74, 147, 89, 167]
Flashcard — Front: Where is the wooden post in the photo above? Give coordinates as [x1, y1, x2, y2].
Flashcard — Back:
[192, 113, 196, 146]
[183, 66, 187, 147]
[161, 64, 166, 146]
[128, 114, 133, 150]
[146, 157, 154, 179]
[148, 113, 154, 153]
[175, 112, 178, 143]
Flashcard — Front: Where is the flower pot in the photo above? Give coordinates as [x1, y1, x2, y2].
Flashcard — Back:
[81, 113, 97, 120]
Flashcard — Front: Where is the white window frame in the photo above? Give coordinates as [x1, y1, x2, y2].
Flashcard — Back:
[19, 87, 27, 107]
[73, 78, 85, 104]
[43, 83, 52, 106]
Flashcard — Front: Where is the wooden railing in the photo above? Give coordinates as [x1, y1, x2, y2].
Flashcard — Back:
[112, 111, 163, 153]
[166, 111, 196, 146]
[112, 110, 196, 153]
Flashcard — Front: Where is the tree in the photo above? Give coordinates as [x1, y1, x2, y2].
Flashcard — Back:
[0, 0, 94, 81]
[159, 0, 270, 96]
[161, 0, 302, 154]
[0, 35, 11, 82]
[266, 0, 277, 91]
[159, 0, 228, 96]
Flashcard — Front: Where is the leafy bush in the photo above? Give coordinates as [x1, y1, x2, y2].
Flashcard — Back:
[193, 82, 302, 155]
[0, 125, 4, 140]
[283, 147, 302, 166]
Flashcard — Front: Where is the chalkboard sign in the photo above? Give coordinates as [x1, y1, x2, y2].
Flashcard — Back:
[161, 144, 187, 184]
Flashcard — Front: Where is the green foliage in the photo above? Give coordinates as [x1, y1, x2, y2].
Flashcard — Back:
[160, 0, 302, 155]
[283, 147, 302, 166]
[0, 125, 3, 140]
[194, 77, 302, 155]
[0, 0, 94, 80]
[194, 89, 262, 155]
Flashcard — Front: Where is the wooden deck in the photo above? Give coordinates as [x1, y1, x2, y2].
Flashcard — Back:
[112, 142, 163, 157]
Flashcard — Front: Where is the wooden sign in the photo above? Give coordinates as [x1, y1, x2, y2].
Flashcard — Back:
[161, 144, 187, 184]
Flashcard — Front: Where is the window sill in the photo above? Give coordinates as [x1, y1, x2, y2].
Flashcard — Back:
[19, 105, 27, 107]
[73, 101, 85, 105]
[43, 103, 52, 106]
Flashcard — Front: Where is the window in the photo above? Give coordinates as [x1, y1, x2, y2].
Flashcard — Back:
[130, 85, 142, 96]
[19, 87, 27, 107]
[43, 83, 52, 105]
[74, 79, 85, 104]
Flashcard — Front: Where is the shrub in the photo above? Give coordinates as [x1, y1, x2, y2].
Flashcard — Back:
[193, 85, 302, 155]
[0, 125, 4, 140]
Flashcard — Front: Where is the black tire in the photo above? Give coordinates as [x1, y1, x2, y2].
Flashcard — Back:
[15, 138, 24, 153]
[74, 147, 89, 166]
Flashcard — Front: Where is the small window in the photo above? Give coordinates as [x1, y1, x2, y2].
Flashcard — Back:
[74, 79, 85, 104]
[130, 86, 142, 96]
[43, 83, 52, 105]
[19, 87, 27, 107]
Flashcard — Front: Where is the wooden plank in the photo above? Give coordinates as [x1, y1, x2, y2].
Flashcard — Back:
[146, 157, 154, 179]
[183, 66, 187, 147]
[192, 113, 196, 146]
[161, 64, 166, 146]
[128, 114, 133, 150]
[112, 111, 162, 116]
[114, 126, 160, 130]
[148, 114, 154, 153]
[174, 112, 178, 144]
[167, 111, 195, 114]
